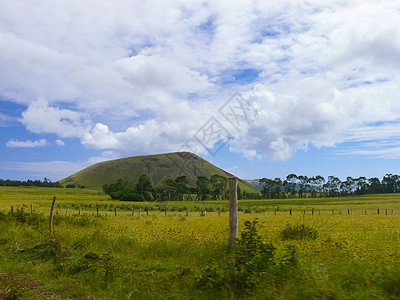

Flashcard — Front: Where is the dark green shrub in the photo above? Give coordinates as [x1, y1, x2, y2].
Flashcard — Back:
[280, 223, 318, 240]
[198, 220, 276, 295]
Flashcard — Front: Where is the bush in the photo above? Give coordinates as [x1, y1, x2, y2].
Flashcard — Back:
[198, 220, 277, 295]
[110, 191, 145, 201]
[280, 223, 318, 241]
[8, 208, 46, 228]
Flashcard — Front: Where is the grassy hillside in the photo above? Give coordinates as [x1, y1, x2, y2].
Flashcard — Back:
[59, 152, 259, 193]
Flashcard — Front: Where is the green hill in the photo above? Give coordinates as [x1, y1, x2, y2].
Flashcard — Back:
[59, 152, 260, 194]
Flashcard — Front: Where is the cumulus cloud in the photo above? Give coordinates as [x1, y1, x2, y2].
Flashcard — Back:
[6, 138, 48, 148]
[2, 0, 400, 161]
[21, 99, 89, 138]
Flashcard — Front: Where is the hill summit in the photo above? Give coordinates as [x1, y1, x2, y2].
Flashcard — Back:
[59, 152, 259, 193]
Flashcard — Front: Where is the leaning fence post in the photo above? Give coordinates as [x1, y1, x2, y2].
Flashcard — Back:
[49, 196, 57, 233]
[229, 177, 238, 248]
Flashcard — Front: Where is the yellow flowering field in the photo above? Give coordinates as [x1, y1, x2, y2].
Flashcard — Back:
[1, 186, 400, 299]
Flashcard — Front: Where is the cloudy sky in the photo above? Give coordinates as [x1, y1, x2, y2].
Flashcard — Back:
[1, 0, 400, 181]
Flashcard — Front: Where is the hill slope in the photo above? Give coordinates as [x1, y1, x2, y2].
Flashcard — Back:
[59, 152, 260, 194]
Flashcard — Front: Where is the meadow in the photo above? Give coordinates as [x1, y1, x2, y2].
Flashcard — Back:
[1, 186, 400, 299]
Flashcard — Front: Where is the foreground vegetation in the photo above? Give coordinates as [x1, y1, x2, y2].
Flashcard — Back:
[1, 187, 400, 299]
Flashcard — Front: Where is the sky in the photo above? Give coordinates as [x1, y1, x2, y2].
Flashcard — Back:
[1, 0, 400, 182]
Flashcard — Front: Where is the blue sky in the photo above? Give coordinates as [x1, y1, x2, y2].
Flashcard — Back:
[1, 0, 400, 182]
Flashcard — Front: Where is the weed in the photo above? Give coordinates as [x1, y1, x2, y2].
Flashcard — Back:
[198, 220, 277, 296]
[280, 223, 318, 240]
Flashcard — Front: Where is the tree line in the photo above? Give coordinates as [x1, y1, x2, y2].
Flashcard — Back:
[102, 174, 236, 201]
[0, 178, 62, 188]
[259, 173, 400, 199]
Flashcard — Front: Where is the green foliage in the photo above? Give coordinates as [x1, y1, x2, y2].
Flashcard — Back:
[8, 208, 46, 228]
[110, 190, 145, 201]
[198, 220, 277, 296]
[280, 223, 318, 240]
[102, 179, 132, 195]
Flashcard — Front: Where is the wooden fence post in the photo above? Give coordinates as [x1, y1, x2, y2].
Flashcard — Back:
[66, 208, 68, 216]
[132, 208, 134, 216]
[49, 196, 57, 233]
[229, 177, 238, 248]
[11, 206, 13, 213]
[115, 208, 117, 216]
[79, 208, 81, 215]
[139, 208, 141, 217]
[290, 209, 292, 215]
[31, 204, 33, 214]
[97, 207, 99, 217]
[165, 207, 167, 217]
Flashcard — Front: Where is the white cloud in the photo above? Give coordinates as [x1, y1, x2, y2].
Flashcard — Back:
[55, 139, 65, 146]
[6, 138, 48, 148]
[2, 0, 400, 161]
[21, 99, 89, 138]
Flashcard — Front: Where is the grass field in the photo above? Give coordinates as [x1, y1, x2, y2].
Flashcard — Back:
[1, 187, 400, 299]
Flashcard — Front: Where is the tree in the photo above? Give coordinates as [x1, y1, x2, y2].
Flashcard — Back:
[341, 177, 355, 195]
[211, 175, 228, 200]
[324, 176, 341, 197]
[354, 177, 368, 195]
[286, 174, 298, 198]
[175, 175, 189, 200]
[367, 177, 382, 194]
[297, 175, 308, 198]
[382, 174, 400, 193]
[135, 175, 154, 200]
[196, 176, 211, 200]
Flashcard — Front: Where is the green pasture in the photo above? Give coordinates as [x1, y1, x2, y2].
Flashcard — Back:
[1, 187, 400, 299]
